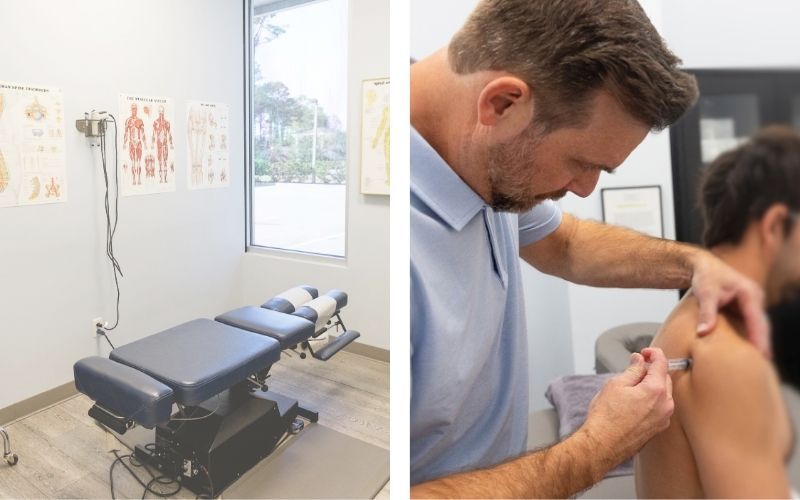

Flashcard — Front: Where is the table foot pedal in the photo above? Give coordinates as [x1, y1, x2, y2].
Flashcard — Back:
[88, 404, 133, 435]
[297, 405, 319, 423]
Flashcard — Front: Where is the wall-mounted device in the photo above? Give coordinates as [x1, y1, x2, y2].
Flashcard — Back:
[75, 111, 108, 137]
[77, 109, 123, 348]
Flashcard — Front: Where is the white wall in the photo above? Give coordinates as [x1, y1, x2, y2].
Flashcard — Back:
[242, 0, 390, 351]
[410, 0, 472, 61]
[663, 0, 800, 69]
[0, 0, 246, 409]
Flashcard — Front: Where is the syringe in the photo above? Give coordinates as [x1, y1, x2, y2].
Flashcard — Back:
[667, 358, 692, 371]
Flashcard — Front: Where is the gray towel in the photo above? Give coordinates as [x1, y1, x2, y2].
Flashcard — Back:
[545, 374, 634, 478]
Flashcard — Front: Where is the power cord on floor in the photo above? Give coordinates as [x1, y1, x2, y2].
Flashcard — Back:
[109, 448, 181, 499]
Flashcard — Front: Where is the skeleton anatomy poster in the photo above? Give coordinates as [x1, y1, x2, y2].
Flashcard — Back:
[118, 93, 176, 196]
[186, 101, 229, 190]
[0, 81, 67, 208]
[360, 78, 390, 195]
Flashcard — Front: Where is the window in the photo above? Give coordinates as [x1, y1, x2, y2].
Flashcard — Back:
[248, 0, 348, 257]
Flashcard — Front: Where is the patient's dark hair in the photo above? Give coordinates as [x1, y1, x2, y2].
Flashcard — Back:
[448, 0, 698, 131]
[700, 126, 800, 248]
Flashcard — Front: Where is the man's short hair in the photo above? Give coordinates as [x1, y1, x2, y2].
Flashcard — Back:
[448, 0, 698, 131]
[700, 126, 800, 248]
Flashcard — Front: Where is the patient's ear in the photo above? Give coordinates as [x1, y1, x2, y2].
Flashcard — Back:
[760, 204, 791, 254]
[476, 76, 534, 142]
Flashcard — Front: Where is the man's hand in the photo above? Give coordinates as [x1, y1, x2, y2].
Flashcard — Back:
[578, 348, 673, 476]
[691, 251, 770, 357]
[410, 349, 672, 499]
[409, 349, 674, 499]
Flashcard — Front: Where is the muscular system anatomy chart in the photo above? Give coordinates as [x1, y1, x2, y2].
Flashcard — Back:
[119, 94, 175, 196]
[0, 81, 67, 208]
[186, 101, 229, 190]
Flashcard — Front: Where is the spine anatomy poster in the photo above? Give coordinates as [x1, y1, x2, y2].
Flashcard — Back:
[118, 93, 176, 196]
[360, 78, 390, 195]
[186, 101, 229, 190]
[0, 81, 67, 208]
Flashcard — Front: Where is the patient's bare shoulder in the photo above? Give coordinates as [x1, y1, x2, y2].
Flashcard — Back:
[642, 297, 791, 498]
[649, 293, 698, 356]
[688, 314, 782, 414]
[681, 314, 791, 498]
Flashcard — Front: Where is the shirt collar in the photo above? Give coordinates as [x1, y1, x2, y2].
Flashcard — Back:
[410, 127, 486, 231]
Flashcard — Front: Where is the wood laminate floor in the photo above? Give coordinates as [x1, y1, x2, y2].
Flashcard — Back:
[0, 350, 389, 499]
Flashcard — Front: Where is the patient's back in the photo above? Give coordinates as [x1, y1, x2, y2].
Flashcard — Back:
[635, 294, 793, 499]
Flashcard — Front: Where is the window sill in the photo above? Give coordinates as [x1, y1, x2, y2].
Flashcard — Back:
[245, 245, 348, 268]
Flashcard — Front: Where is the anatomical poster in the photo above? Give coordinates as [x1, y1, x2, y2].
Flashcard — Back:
[0, 81, 67, 208]
[186, 101, 229, 190]
[360, 78, 390, 195]
[118, 93, 176, 196]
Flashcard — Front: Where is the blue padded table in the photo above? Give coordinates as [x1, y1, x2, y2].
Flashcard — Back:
[109, 318, 281, 406]
[215, 307, 316, 350]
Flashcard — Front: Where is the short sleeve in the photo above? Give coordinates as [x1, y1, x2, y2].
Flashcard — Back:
[518, 200, 562, 247]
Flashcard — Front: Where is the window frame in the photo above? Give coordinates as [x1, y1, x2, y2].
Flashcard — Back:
[244, 0, 349, 260]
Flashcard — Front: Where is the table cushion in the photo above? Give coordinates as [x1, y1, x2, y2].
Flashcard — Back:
[215, 306, 315, 349]
[109, 319, 280, 406]
[262, 285, 319, 313]
[74, 356, 174, 428]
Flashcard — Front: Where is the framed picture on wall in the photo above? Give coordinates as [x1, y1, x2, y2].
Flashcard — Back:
[360, 77, 390, 195]
[601, 185, 664, 238]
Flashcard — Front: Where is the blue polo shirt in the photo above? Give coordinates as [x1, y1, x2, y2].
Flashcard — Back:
[410, 127, 563, 484]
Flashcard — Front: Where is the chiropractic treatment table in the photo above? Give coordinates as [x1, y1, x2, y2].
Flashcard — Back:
[73, 285, 360, 497]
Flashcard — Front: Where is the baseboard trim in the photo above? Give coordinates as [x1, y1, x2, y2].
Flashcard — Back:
[344, 341, 389, 363]
[0, 381, 78, 425]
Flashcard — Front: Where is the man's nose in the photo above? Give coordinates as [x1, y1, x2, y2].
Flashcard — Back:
[566, 169, 601, 198]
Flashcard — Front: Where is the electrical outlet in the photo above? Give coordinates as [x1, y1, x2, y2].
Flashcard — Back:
[92, 317, 104, 335]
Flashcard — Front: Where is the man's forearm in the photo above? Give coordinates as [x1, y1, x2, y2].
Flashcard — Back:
[411, 428, 611, 499]
[522, 214, 702, 289]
